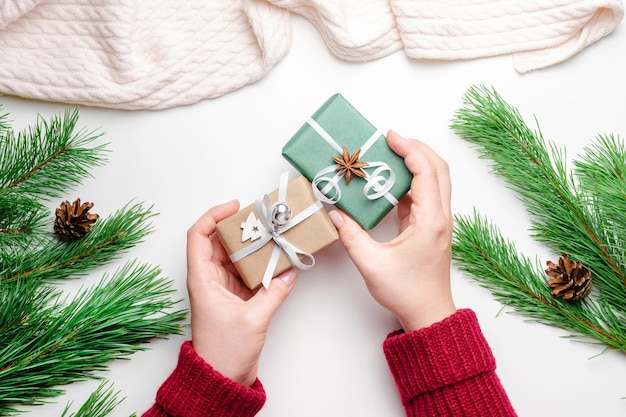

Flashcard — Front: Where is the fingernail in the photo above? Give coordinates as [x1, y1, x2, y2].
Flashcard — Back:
[388, 129, 404, 139]
[279, 269, 296, 286]
[328, 210, 344, 228]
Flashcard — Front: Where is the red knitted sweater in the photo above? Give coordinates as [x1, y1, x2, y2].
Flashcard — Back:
[143, 309, 517, 417]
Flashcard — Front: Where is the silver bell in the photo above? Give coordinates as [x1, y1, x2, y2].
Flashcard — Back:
[271, 202, 291, 230]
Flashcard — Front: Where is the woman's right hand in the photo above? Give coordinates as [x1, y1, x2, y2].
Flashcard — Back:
[328, 130, 456, 332]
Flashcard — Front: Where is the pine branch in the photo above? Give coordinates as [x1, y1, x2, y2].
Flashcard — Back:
[2, 202, 155, 284]
[449, 85, 626, 351]
[61, 381, 136, 417]
[450, 85, 626, 309]
[0, 104, 186, 416]
[0, 275, 53, 337]
[0, 107, 106, 250]
[574, 134, 626, 269]
[0, 108, 106, 200]
[0, 261, 186, 414]
[452, 211, 626, 352]
[0, 106, 9, 137]
[0, 192, 49, 254]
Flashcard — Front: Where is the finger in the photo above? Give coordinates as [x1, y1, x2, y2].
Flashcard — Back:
[397, 193, 412, 232]
[387, 131, 451, 221]
[248, 269, 298, 319]
[187, 200, 240, 273]
[210, 233, 233, 265]
[328, 209, 381, 273]
[188, 199, 240, 240]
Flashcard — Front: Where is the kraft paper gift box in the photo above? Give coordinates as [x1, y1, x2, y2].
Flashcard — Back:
[215, 174, 338, 290]
[282, 93, 412, 230]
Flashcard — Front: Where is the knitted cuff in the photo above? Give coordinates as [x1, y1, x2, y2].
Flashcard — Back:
[151, 341, 266, 417]
[383, 309, 496, 404]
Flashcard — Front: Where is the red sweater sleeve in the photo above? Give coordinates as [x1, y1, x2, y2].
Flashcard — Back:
[383, 309, 517, 417]
[142, 341, 266, 417]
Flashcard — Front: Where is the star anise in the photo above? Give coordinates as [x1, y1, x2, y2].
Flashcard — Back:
[332, 146, 368, 185]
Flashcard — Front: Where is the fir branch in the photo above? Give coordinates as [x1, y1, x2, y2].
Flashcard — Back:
[2, 202, 155, 284]
[0, 108, 106, 200]
[450, 85, 626, 309]
[0, 261, 186, 414]
[61, 381, 135, 417]
[452, 211, 626, 352]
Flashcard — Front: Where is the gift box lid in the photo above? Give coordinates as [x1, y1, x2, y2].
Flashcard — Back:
[282, 93, 411, 229]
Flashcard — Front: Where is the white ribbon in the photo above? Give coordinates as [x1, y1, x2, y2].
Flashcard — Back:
[229, 171, 322, 289]
[306, 118, 398, 206]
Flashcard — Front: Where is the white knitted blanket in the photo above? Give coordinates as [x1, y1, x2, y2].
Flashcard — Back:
[0, 0, 623, 110]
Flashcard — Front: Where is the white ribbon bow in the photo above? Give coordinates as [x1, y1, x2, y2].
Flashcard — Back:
[229, 171, 322, 289]
[307, 118, 398, 206]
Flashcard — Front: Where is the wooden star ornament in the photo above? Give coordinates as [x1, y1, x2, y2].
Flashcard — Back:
[332, 146, 369, 185]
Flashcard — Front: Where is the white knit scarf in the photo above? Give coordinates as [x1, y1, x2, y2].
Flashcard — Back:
[0, 0, 622, 110]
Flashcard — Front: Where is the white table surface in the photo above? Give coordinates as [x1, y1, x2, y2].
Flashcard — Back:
[6, 15, 626, 417]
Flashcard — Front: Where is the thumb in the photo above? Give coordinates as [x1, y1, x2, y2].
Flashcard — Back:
[249, 269, 297, 320]
[328, 209, 379, 266]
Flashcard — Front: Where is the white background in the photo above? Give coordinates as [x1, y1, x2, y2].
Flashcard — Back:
[5, 14, 626, 417]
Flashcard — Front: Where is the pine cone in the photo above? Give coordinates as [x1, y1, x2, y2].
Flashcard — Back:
[54, 198, 99, 240]
[545, 253, 592, 301]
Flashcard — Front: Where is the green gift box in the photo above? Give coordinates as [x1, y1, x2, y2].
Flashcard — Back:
[282, 93, 412, 230]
